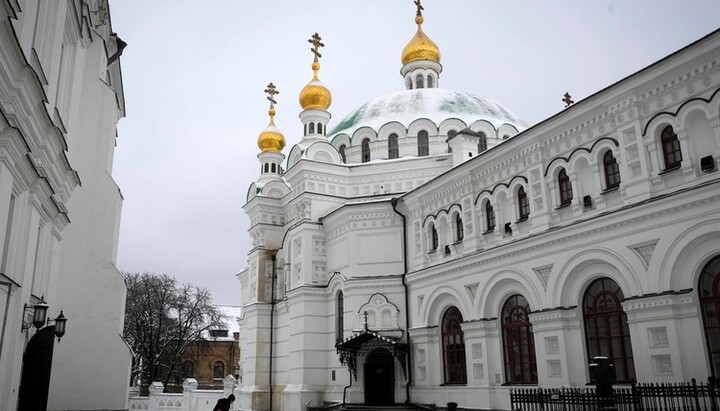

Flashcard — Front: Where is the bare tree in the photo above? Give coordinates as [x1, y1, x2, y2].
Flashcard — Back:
[123, 272, 225, 391]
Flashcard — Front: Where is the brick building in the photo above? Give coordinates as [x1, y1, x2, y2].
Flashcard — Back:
[177, 305, 241, 390]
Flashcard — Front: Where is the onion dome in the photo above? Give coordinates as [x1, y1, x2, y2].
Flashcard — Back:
[299, 61, 332, 110]
[257, 83, 286, 152]
[257, 107, 285, 152]
[299, 33, 332, 111]
[401, 13, 440, 65]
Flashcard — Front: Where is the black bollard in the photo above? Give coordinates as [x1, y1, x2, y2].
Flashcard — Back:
[447, 402, 458, 411]
[589, 356, 617, 411]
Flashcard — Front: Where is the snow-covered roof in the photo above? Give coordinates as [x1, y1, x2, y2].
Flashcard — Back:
[329, 88, 526, 138]
[209, 305, 242, 340]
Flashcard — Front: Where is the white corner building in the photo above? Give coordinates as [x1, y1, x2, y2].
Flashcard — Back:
[0, 1, 131, 410]
[237, 4, 720, 410]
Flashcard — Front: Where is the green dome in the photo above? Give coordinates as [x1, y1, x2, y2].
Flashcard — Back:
[329, 88, 525, 137]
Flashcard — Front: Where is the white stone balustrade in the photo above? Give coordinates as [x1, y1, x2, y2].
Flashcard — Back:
[128, 376, 238, 411]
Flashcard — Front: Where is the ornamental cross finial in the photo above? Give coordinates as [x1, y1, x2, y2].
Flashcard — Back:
[414, 0, 424, 17]
[264, 82, 279, 107]
[562, 92, 574, 108]
[363, 311, 369, 330]
[308, 33, 324, 62]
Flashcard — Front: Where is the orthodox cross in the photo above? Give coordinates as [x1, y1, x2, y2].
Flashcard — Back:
[414, 0, 424, 17]
[264, 82, 279, 107]
[363, 311, 369, 330]
[562, 92, 574, 108]
[308, 33, 324, 62]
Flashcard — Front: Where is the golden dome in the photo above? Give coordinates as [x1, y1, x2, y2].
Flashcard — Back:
[299, 61, 332, 111]
[257, 107, 286, 152]
[401, 15, 441, 65]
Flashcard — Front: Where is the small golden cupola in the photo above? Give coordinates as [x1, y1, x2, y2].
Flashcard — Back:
[257, 82, 286, 153]
[401, 0, 441, 65]
[299, 33, 332, 111]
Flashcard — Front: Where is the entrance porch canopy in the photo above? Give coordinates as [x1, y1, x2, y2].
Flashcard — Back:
[336, 329, 407, 379]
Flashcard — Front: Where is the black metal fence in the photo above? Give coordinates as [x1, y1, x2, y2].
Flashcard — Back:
[510, 378, 720, 411]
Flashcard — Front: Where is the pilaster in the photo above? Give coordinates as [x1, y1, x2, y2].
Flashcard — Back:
[529, 307, 584, 386]
[461, 319, 500, 386]
[622, 292, 709, 382]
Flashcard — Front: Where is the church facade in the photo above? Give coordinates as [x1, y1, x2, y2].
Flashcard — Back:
[0, 1, 131, 410]
[237, 4, 720, 410]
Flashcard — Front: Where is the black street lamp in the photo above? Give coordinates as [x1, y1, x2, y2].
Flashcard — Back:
[21, 296, 68, 341]
[21, 296, 48, 331]
[51, 311, 67, 342]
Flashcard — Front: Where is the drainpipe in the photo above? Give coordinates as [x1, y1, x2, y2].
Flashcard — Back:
[269, 253, 277, 411]
[390, 198, 412, 404]
[342, 369, 353, 405]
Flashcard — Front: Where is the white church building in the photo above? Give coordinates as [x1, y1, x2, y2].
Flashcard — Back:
[236, 3, 720, 410]
[0, 1, 131, 411]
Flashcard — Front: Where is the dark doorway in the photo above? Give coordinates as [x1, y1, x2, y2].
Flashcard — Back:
[18, 326, 56, 411]
[364, 348, 395, 405]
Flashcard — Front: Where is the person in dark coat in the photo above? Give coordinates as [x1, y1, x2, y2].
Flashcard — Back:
[213, 394, 235, 411]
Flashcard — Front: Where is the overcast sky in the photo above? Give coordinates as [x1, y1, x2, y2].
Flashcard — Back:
[109, 1, 720, 305]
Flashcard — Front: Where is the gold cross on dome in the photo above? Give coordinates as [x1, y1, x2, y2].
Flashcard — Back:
[562, 92, 574, 108]
[264, 82, 279, 106]
[308, 33, 324, 62]
[414, 0, 424, 17]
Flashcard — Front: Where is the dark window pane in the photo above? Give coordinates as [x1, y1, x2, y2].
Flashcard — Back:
[583, 278, 635, 382]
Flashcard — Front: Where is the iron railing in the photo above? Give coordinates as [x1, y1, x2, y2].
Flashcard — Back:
[510, 378, 720, 411]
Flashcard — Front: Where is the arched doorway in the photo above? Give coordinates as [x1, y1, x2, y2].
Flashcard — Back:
[364, 348, 394, 405]
[698, 255, 720, 377]
[18, 326, 56, 411]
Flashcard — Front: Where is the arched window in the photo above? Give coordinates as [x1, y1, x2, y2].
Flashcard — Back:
[271, 163, 276, 173]
[582, 278, 635, 382]
[407, 77, 413, 90]
[416, 74, 424, 89]
[418, 130, 429, 156]
[308, 122, 315, 134]
[429, 223, 438, 251]
[336, 291, 345, 343]
[518, 187, 530, 221]
[361, 139, 371, 163]
[698, 255, 720, 377]
[558, 168, 573, 206]
[263, 163, 269, 173]
[388, 133, 399, 159]
[339, 145, 347, 163]
[454, 213, 464, 242]
[661, 125, 682, 170]
[502, 294, 537, 384]
[304, 124, 308, 136]
[427, 75, 434, 88]
[318, 123, 323, 135]
[442, 307, 467, 384]
[213, 361, 225, 380]
[478, 132, 487, 153]
[603, 151, 620, 190]
[485, 201, 495, 232]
